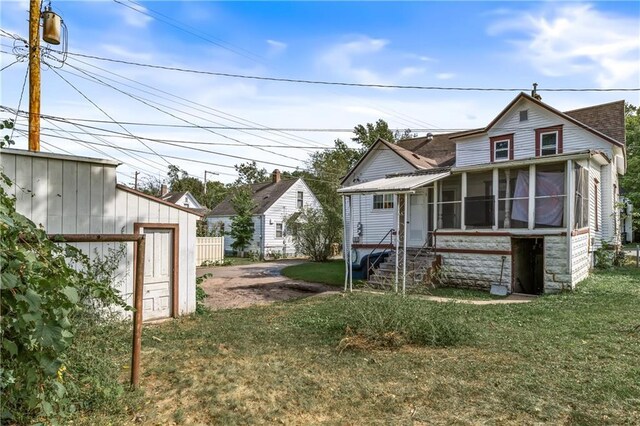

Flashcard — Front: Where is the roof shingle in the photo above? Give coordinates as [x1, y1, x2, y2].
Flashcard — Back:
[208, 179, 298, 216]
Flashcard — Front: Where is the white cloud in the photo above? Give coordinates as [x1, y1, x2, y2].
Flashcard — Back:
[118, 3, 152, 28]
[488, 3, 640, 87]
[399, 67, 425, 77]
[266, 39, 287, 55]
[436, 73, 455, 80]
[319, 36, 390, 84]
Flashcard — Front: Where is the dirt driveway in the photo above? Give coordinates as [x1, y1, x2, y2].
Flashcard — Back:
[197, 260, 338, 310]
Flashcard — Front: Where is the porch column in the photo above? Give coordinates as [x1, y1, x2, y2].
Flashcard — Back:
[394, 193, 399, 292]
[528, 164, 536, 230]
[402, 193, 408, 296]
[461, 172, 467, 231]
[433, 181, 439, 230]
[348, 195, 354, 292]
[437, 180, 443, 229]
[493, 168, 499, 230]
[342, 195, 349, 291]
[566, 160, 575, 283]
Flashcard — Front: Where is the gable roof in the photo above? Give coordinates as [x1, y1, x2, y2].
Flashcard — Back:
[564, 100, 625, 144]
[396, 131, 469, 167]
[208, 178, 298, 216]
[451, 92, 625, 147]
[116, 185, 204, 217]
[160, 191, 188, 204]
[340, 138, 437, 185]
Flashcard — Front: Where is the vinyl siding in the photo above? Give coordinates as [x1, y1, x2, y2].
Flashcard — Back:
[344, 145, 416, 245]
[456, 98, 615, 167]
[1, 151, 198, 317]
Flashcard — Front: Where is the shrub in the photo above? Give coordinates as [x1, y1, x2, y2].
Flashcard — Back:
[0, 172, 128, 423]
[338, 294, 472, 351]
[195, 273, 211, 315]
[286, 207, 341, 262]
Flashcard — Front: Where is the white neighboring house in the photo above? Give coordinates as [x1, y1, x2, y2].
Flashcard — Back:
[0, 148, 201, 321]
[207, 170, 321, 258]
[339, 92, 626, 294]
[160, 188, 209, 216]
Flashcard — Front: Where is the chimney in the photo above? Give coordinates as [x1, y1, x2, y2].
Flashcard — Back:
[160, 184, 169, 196]
[272, 169, 281, 183]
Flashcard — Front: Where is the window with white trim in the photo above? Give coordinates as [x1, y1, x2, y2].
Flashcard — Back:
[540, 131, 558, 156]
[297, 191, 303, 208]
[494, 140, 510, 161]
[373, 194, 394, 209]
[276, 223, 283, 238]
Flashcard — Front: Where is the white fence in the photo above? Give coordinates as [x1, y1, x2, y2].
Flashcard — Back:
[196, 237, 224, 265]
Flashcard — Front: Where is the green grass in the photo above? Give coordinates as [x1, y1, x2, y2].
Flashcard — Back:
[281, 259, 347, 287]
[73, 268, 640, 425]
[422, 287, 505, 300]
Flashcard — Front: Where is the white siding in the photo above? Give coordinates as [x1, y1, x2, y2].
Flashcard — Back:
[207, 215, 262, 255]
[571, 233, 590, 286]
[1, 150, 198, 318]
[589, 160, 602, 250]
[456, 98, 615, 167]
[345, 145, 416, 245]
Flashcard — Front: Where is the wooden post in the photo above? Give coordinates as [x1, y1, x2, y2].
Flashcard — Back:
[28, 0, 41, 152]
[131, 235, 146, 388]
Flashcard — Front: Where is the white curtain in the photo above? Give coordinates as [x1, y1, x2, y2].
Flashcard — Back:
[511, 171, 529, 223]
[511, 170, 564, 226]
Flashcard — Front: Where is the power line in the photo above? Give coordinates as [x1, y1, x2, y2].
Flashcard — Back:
[9, 63, 28, 141]
[47, 50, 639, 92]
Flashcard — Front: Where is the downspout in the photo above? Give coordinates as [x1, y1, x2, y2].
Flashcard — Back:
[261, 215, 266, 260]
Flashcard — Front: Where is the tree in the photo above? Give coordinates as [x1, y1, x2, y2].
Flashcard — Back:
[136, 174, 163, 197]
[351, 118, 415, 149]
[234, 161, 270, 185]
[620, 103, 640, 234]
[286, 207, 340, 262]
[229, 186, 256, 257]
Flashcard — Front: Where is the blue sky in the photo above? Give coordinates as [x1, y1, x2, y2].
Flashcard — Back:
[1, 1, 639, 184]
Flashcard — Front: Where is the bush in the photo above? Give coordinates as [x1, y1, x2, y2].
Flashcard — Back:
[195, 273, 211, 315]
[338, 294, 472, 350]
[286, 207, 341, 262]
[0, 172, 128, 423]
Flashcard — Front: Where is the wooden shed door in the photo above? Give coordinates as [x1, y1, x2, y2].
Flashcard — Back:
[143, 229, 173, 320]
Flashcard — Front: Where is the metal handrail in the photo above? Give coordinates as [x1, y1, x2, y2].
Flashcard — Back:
[365, 228, 395, 279]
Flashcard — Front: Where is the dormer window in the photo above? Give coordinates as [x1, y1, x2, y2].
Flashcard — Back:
[535, 125, 563, 156]
[490, 134, 514, 162]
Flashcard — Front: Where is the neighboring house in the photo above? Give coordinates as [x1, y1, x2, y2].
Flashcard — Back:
[0, 148, 201, 321]
[160, 187, 209, 216]
[339, 92, 626, 294]
[207, 169, 321, 258]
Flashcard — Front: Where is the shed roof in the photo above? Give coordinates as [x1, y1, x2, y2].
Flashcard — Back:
[208, 178, 299, 216]
[116, 185, 204, 217]
[337, 170, 450, 194]
[1, 147, 121, 166]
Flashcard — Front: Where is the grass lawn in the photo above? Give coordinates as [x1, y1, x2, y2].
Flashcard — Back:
[74, 268, 640, 424]
[281, 259, 347, 287]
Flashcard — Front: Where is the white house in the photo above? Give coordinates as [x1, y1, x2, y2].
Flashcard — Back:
[207, 169, 321, 258]
[160, 188, 209, 216]
[339, 93, 626, 294]
[0, 148, 201, 321]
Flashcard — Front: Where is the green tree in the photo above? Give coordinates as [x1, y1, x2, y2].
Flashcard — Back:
[234, 161, 270, 185]
[229, 186, 256, 257]
[136, 174, 163, 197]
[620, 103, 640, 234]
[286, 207, 340, 262]
[351, 118, 415, 149]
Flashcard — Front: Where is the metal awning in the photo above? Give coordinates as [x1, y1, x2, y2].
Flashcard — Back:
[337, 171, 450, 195]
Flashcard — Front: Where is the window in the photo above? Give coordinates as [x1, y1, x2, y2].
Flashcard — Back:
[297, 191, 303, 208]
[275, 223, 283, 238]
[464, 171, 494, 228]
[490, 134, 513, 162]
[498, 167, 529, 229]
[519, 110, 528, 122]
[534, 163, 566, 228]
[373, 194, 394, 209]
[574, 164, 589, 229]
[535, 125, 563, 156]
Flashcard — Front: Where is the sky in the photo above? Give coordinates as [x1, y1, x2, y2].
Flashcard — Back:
[1, 1, 639, 185]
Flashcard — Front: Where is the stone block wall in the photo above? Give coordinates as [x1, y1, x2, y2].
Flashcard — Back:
[544, 236, 571, 292]
[436, 235, 512, 290]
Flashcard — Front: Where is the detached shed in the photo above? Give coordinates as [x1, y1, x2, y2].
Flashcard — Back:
[0, 148, 200, 321]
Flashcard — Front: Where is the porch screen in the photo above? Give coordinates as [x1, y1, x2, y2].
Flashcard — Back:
[465, 196, 494, 227]
[574, 164, 589, 229]
[512, 166, 565, 227]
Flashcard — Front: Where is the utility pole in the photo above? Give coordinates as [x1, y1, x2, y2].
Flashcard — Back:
[203, 170, 219, 194]
[28, 0, 41, 152]
[134, 171, 140, 190]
